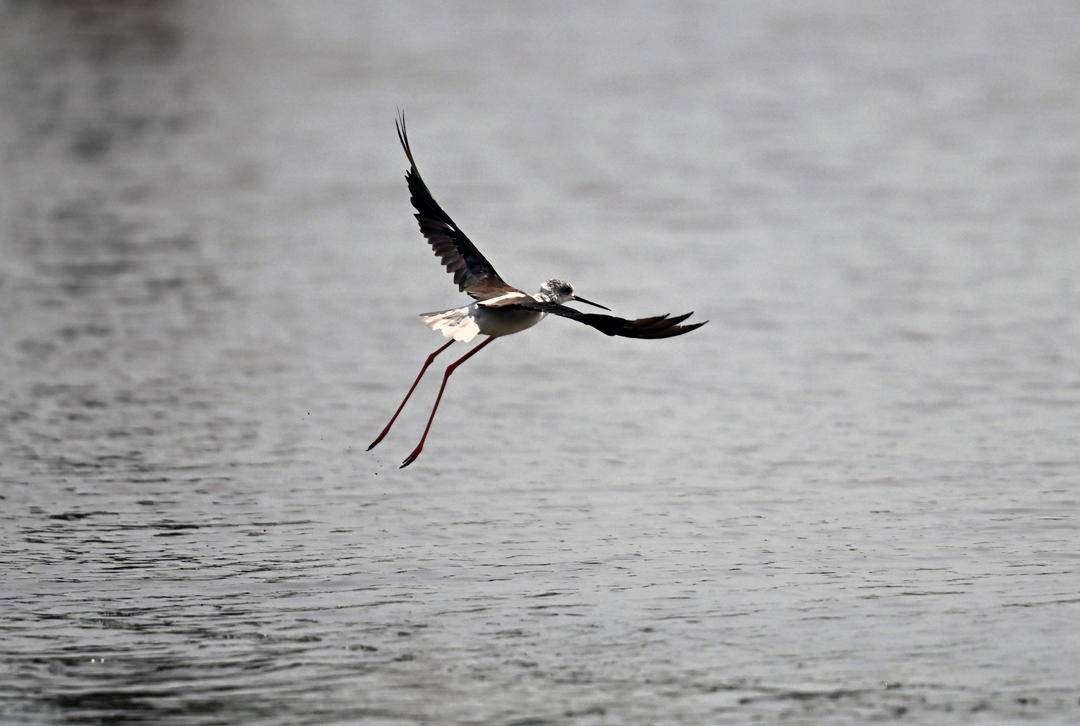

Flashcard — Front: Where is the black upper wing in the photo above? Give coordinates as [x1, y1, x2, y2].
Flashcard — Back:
[396, 113, 512, 300]
[498, 299, 706, 339]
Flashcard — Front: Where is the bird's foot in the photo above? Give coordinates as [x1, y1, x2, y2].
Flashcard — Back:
[367, 426, 392, 451]
[399, 446, 423, 468]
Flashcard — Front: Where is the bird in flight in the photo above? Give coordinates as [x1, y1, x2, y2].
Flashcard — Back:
[369, 112, 705, 467]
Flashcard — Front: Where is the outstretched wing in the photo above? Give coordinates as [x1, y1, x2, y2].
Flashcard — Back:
[496, 299, 707, 339]
[396, 113, 513, 300]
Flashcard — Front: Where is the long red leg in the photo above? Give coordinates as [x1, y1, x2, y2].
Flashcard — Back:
[367, 339, 455, 451]
[400, 336, 496, 468]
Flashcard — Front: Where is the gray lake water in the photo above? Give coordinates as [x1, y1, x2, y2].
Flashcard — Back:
[2, 1, 1080, 723]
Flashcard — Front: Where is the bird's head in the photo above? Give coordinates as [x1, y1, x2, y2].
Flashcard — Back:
[537, 279, 610, 310]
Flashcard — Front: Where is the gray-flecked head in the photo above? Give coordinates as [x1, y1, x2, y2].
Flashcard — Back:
[537, 279, 576, 303]
[536, 279, 611, 311]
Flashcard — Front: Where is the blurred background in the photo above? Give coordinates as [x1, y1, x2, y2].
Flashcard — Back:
[2, 1, 1079, 723]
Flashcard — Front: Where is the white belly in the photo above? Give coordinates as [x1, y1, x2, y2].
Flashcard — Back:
[419, 303, 544, 341]
[474, 305, 545, 337]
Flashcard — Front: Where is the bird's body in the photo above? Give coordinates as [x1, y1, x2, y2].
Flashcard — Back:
[421, 291, 543, 342]
[369, 113, 705, 467]
[422, 303, 543, 341]
[421, 281, 596, 341]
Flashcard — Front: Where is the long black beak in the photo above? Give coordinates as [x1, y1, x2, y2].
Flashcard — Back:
[573, 295, 611, 311]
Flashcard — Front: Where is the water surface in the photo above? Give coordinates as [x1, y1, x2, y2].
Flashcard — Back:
[2, 2, 1080, 723]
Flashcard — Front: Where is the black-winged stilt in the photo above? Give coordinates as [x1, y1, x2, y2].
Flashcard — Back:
[370, 113, 705, 468]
